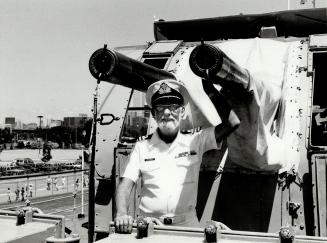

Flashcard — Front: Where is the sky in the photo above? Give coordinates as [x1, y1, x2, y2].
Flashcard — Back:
[0, 0, 326, 124]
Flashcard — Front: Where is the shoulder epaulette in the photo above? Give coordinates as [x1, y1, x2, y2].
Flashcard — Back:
[181, 127, 202, 134]
[137, 133, 153, 141]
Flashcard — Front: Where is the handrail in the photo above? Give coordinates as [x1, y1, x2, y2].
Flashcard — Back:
[0, 169, 89, 181]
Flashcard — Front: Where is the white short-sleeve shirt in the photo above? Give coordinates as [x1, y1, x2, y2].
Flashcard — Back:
[123, 127, 219, 215]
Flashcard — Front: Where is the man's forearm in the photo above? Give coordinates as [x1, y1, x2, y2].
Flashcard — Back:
[115, 178, 135, 233]
[116, 188, 129, 215]
[202, 79, 240, 130]
[115, 178, 135, 216]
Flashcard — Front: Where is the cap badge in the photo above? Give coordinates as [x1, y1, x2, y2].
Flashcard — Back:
[158, 82, 171, 94]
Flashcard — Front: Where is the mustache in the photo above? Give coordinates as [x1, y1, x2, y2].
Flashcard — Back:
[160, 117, 175, 122]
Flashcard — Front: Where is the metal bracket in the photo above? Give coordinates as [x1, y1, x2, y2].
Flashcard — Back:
[98, 113, 120, 125]
[287, 201, 301, 218]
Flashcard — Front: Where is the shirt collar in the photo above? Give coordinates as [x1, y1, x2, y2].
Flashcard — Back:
[149, 130, 162, 146]
[149, 129, 185, 149]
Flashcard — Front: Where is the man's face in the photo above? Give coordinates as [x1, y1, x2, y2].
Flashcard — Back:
[153, 103, 184, 136]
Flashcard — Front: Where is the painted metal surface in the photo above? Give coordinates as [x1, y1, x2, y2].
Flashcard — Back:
[311, 155, 327, 237]
[92, 33, 327, 238]
[95, 226, 327, 243]
[153, 8, 327, 41]
[0, 209, 65, 242]
[93, 46, 147, 232]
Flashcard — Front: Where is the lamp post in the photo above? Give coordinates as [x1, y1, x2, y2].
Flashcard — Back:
[77, 130, 86, 219]
[37, 116, 43, 128]
[78, 143, 86, 219]
[37, 115, 43, 155]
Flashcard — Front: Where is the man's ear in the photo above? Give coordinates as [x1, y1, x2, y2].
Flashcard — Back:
[151, 109, 156, 118]
[180, 106, 185, 117]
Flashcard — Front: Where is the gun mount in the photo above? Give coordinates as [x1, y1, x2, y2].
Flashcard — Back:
[189, 43, 250, 89]
[88, 7, 327, 241]
[89, 45, 176, 91]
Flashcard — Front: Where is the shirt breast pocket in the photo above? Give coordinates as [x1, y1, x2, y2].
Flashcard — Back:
[140, 163, 161, 185]
[176, 156, 199, 184]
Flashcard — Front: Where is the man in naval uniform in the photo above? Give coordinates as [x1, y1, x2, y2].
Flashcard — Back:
[115, 78, 240, 233]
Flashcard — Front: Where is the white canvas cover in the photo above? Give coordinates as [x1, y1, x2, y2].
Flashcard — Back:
[175, 38, 299, 172]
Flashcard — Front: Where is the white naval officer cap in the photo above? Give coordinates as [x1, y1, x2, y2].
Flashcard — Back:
[146, 79, 189, 108]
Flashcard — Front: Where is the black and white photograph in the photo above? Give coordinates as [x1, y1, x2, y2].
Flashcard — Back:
[0, 1, 327, 242]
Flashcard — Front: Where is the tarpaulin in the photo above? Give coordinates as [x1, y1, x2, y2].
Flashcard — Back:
[176, 38, 293, 171]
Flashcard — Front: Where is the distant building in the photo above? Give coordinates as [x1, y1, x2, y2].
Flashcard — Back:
[5, 117, 15, 124]
[4, 117, 25, 129]
[63, 116, 89, 128]
[25, 123, 38, 130]
[15, 120, 23, 129]
[49, 119, 63, 128]
[5, 117, 15, 128]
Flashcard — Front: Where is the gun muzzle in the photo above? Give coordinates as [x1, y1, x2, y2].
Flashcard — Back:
[89, 46, 176, 92]
[189, 43, 250, 89]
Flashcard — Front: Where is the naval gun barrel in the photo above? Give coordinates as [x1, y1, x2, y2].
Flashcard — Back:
[89, 45, 176, 91]
[189, 43, 250, 89]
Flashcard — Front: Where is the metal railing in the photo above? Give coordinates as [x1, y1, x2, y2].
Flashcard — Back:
[0, 170, 89, 204]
